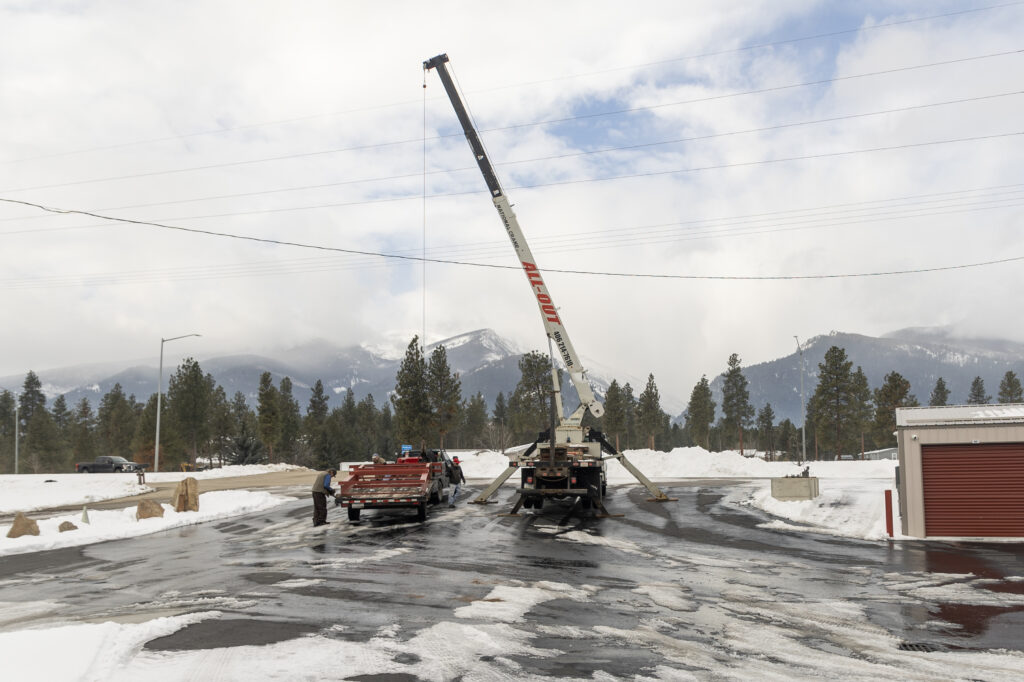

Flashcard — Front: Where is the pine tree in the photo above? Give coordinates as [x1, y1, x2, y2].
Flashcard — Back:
[756, 403, 776, 458]
[25, 409, 62, 473]
[166, 358, 214, 466]
[277, 377, 302, 462]
[304, 380, 331, 465]
[850, 367, 873, 455]
[462, 392, 488, 448]
[229, 391, 264, 465]
[967, 376, 990, 405]
[509, 351, 553, 442]
[997, 371, 1023, 404]
[257, 372, 281, 462]
[98, 383, 139, 459]
[776, 418, 797, 460]
[602, 380, 627, 451]
[929, 377, 950, 406]
[872, 372, 919, 446]
[491, 391, 509, 453]
[684, 375, 716, 451]
[622, 382, 637, 449]
[721, 354, 755, 454]
[18, 371, 47, 432]
[636, 374, 664, 450]
[0, 390, 16, 473]
[807, 346, 856, 459]
[355, 394, 380, 456]
[69, 397, 98, 466]
[391, 337, 431, 449]
[427, 345, 462, 449]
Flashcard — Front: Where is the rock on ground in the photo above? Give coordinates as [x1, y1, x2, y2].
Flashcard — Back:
[136, 499, 165, 520]
[170, 477, 200, 512]
[58, 521, 78, 533]
[7, 512, 40, 538]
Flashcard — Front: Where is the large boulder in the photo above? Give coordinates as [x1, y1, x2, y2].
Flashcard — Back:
[7, 512, 40, 538]
[136, 499, 165, 520]
[170, 477, 200, 512]
[58, 521, 78, 533]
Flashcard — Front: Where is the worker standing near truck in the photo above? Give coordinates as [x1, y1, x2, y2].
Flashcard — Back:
[311, 468, 337, 526]
[449, 457, 466, 508]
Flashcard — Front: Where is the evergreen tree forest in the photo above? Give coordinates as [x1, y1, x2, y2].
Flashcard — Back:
[3, 339, 1022, 474]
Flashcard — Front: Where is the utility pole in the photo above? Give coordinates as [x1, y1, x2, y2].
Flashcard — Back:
[154, 333, 201, 473]
[13, 403, 19, 475]
[794, 336, 806, 463]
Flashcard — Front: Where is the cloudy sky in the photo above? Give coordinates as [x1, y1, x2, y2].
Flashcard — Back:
[1, 0, 1021, 405]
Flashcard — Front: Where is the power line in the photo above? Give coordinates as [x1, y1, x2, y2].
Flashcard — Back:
[1, 129, 1020, 241]
[2, 49, 1019, 196]
[6, 1, 1019, 166]
[1, 196, 1021, 284]
[3, 90, 1016, 225]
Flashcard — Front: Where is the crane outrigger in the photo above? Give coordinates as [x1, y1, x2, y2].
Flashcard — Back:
[424, 54, 673, 514]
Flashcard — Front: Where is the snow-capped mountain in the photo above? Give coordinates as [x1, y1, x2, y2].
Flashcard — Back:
[704, 327, 1024, 425]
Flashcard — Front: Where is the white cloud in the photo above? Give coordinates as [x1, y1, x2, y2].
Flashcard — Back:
[1, 0, 1021, 403]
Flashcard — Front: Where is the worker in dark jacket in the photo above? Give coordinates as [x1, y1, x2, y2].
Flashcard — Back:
[449, 457, 466, 507]
[312, 468, 337, 526]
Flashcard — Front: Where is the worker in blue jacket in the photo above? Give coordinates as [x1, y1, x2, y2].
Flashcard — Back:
[312, 468, 337, 526]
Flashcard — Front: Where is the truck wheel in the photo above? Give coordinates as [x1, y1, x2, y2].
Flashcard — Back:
[347, 507, 360, 521]
[534, 497, 544, 510]
[80, 468, 90, 473]
[417, 504, 427, 522]
[522, 496, 533, 509]
[429, 487, 440, 505]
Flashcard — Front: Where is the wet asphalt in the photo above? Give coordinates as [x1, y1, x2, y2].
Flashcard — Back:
[1, 481, 1022, 679]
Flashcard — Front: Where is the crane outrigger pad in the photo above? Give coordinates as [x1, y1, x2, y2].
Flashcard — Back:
[471, 464, 518, 504]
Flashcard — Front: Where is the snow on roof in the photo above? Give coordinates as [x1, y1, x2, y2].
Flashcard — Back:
[896, 404, 1024, 427]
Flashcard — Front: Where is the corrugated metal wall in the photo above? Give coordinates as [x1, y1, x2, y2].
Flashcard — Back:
[921, 443, 1024, 537]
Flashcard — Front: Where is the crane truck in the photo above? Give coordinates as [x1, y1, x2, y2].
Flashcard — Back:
[424, 54, 673, 515]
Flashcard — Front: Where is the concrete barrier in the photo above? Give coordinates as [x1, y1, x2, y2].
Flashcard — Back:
[771, 477, 819, 501]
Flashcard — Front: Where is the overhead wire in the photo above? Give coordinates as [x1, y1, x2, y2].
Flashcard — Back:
[2, 89, 1018, 226]
[2, 128, 1018, 238]
[2, 49, 1019, 197]
[1, 196, 1022, 287]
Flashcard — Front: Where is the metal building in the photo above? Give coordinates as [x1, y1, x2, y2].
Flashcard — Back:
[896, 404, 1024, 538]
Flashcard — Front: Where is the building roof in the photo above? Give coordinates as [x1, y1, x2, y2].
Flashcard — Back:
[896, 404, 1024, 427]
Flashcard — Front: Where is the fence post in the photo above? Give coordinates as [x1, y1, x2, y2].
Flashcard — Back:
[884, 489, 894, 538]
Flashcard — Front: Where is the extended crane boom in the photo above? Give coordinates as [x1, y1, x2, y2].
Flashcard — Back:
[425, 54, 672, 510]
[423, 53, 601, 424]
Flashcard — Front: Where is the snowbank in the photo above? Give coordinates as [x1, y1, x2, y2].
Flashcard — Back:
[450, 446, 898, 481]
[0, 490, 291, 557]
[0, 464, 302, 514]
[733, 479, 899, 541]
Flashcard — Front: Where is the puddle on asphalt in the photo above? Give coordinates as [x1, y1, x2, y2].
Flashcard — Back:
[144, 618, 320, 650]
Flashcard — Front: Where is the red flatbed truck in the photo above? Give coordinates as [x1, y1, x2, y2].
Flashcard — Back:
[336, 453, 451, 522]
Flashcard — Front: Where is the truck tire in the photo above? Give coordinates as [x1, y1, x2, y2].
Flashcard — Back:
[522, 496, 533, 509]
[534, 497, 544, 510]
[429, 486, 440, 505]
[347, 507, 360, 521]
[80, 467, 90, 473]
[416, 504, 427, 522]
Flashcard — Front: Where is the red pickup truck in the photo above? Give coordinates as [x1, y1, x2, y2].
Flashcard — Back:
[336, 450, 452, 522]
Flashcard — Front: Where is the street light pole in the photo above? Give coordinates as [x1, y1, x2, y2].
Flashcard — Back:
[13, 403, 18, 475]
[794, 335, 806, 463]
[154, 333, 201, 473]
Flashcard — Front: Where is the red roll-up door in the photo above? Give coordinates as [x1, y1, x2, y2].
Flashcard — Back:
[921, 442, 1024, 537]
